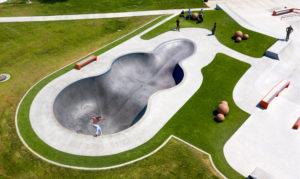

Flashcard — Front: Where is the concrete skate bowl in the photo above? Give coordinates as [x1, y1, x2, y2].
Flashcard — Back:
[53, 39, 195, 135]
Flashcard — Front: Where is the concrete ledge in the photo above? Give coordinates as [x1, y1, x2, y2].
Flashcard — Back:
[265, 40, 291, 60]
[248, 167, 276, 179]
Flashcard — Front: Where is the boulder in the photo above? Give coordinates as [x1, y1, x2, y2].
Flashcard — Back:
[221, 101, 228, 105]
[243, 34, 249, 40]
[217, 103, 229, 115]
[235, 36, 242, 42]
[192, 13, 199, 20]
[216, 113, 225, 122]
[235, 30, 243, 38]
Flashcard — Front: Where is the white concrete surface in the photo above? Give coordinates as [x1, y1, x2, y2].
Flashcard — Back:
[210, 0, 300, 178]
[16, 1, 300, 177]
[0, 8, 213, 22]
[29, 13, 258, 156]
[265, 39, 291, 59]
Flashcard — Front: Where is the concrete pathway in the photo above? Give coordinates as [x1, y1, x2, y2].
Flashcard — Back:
[16, 1, 300, 177]
[0, 8, 213, 22]
[28, 12, 259, 157]
[213, 0, 300, 178]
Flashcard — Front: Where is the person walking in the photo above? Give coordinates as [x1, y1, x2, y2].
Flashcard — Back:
[200, 9, 204, 15]
[176, 18, 180, 32]
[212, 22, 216, 35]
[187, 8, 192, 20]
[286, 25, 293, 41]
[90, 114, 106, 137]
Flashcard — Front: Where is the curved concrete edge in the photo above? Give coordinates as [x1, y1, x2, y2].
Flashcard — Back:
[216, 3, 293, 61]
[265, 39, 292, 60]
[14, 14, 169, 161]
[13, 128, 227, 179]
[29, 33, 210, 156]
[0, 74, 10, 82]
[15, 7, 265, 173]
[216, 3, 279, 39]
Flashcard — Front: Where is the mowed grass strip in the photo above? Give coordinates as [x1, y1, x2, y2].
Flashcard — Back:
[17, 51, 249, 178]
[0, 0, 206, 17]
[142, 10, 277, 58]
[3, 137, 223, 178]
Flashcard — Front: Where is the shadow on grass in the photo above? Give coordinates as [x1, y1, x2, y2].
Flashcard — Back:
[37, 0, 67, 3]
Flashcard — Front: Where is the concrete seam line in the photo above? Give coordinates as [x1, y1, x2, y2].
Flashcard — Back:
[15, 126, 228, 179]
[172, 135, 227, 179]
[14, 14, 167, 167]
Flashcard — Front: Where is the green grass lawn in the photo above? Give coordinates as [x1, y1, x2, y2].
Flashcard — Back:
[2, 137, 223, 178]
[17, 52, 250, 178]
[0, 15, 225, 178]
[0, 0, 206, 17]
[142, 10, 277, 58]
[0, 15, 173, 178]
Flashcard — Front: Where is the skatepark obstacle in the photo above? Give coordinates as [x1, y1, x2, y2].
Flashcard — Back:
[293, 118, 300, 129]
[259, 79, 290, 109]
[272, 8, 295, 16]
[54, 39, 195, 135]
[75, 55, 97, 70]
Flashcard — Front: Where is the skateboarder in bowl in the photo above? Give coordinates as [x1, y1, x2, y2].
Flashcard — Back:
[90, 114, 107, 137]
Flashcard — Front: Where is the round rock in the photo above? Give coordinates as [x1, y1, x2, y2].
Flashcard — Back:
[235, 30, 243, 37]
[216, 113, 225, 122]
[217, 103, 229, 115]
[243, 34, 249, 40]
[235, 36, 242, 42]
[221, 101, 228, 105]
[192, 13, 199, 20]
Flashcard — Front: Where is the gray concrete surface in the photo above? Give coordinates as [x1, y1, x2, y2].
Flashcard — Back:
[53, 39, 194, 135]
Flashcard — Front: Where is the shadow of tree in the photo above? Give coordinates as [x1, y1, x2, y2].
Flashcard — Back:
[37, 0, 67, 4]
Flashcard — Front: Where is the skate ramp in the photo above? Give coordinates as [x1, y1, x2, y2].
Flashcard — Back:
[53, 39, 195, 135]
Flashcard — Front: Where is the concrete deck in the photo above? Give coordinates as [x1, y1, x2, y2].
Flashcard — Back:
[18, 0, 300, 177]
[212, 0, 300, 178]
[29, 13, 259, 156]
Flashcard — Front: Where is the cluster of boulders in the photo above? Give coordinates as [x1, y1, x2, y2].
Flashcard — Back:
[215, 101, 229, 122]
[192, 13, 199, 20]
[234, 31, 249, 42]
